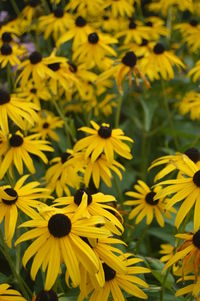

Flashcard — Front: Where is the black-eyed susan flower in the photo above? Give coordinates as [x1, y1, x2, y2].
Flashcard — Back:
[163, 229, 200, 279]
[139, 43, 185, 81]
[53, 189, 124, 235]
[20, 0, 41, 25]
[175, 275, 200, 298]
[66, 0, 105, 17]
[82, 153, 125, 189]
[148, 148, 200, 182]
[188, 60, 200, 82]
[124, 180, 175, 227]
[16, 201, 110, 290]
[144, 17, 169, 40]
[45, 150, 81, 197]
[0, 174, 49, 247]
[56, 16, 92, 50]
[103, 0, 135, 17]
[117, 19, 149, 44]
[16, 51, 59, 86]
[0, 131, 53, 179]
[79, 253, 150, 301]
[32, 289, 58, 301]
[38, 8, 73, 40]
[99, 51, 150, 93]
[155, 155, 200, 230]
[160, 244, 175, 263]
[0, 283, 26, 301]
[16, 81, 51, 108]
[74, 121, 133, 163]
[72, 31, 117, 69]
[0, 42, 25, 68]
[175, 19, 200, 53]
[31, 111, 63, 141]
[0, 89, 39, 134]
[178, 91, 200, 120]
[148, 0, 193, 16]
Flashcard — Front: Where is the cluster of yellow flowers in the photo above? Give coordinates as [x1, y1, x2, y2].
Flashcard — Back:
[1, 0, 200, 300]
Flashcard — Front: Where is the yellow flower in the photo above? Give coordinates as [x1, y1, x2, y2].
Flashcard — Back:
[66, 0, 105, 17]
[148, 0, 193, 16]
[57, 15, 92, 50]
[73, 31, 117, 69]
[139, 43, 185, 81]
[176, 275, 200, 298]
[0, 131, 53, 179]
[53, 189, 124, 235]
[144, 17, 169, 40]
[0, 43, 25, 68]
[16, 51, 61, 87]
[79, 253, 150, 301]
[159, 244, 174, 263]
[0, 89, 39, 134]
[104, 0, 135, 17]
[45, 150, 81, 197]
[38, 8, 73, 40]
[31, 111, 63, 141]
[20, 0, 41, 25]
[16, 199, 110, 290]
[74, 121, 133, 163]
[188, 60, 200, 82]
[155, 155, 200, 230]
[163, 230, 200, 279]
[175, 19, 200, 53]
[124, 180, 174, 227]
[117, 19, 149, 44]
[178, 91, 200, 120]
[0, 284, 26, 301]
[0, 174, 49, 247]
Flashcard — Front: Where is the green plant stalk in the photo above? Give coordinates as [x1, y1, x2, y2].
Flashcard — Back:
[50, 95, 76, 148]
[135, 224, 149, 254]
[0, 231, 32, 300]
[115, 93, 123, 128]
[161, 80, 179, 150]
[6, 63, 15, 93]
[10, 0, 20, 15]
[160, 269, 170, 301]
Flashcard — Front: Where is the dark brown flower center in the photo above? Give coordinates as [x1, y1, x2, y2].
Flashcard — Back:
[1, 43, 12, 55]
[0, 90, 10, 105]
[29, 51, 42, 64]
[30, 88, 37, 94]
[122, 51, 137, 67]
[98, 124, 112, 138]
[29, 0, 40, 7]
[74, 189, 92, 206]
[129, 20, 137, 29]
[190, 19, 198, 27]
[35, 290, 58, 301]
[146, 21, 153, 27]
[193, 170, 200, 187]
[48, 63, 60, 71]
[48, 214, 71, 237]
[145, 191, 159, 205]
[60, 152, 70, 163]
[75, 16, 86, 27]
[2, 188, 18, 205]
[53, 8, 64, 18]
[2, 32, 12, 43]
[69, 63, 77, 73]
[9, 134, 24, 147]
[185, 148, 200, 163]
[153, 43, 165, 54]
[103, 263, 116, 281]
[88, 32, 99, 44]
[193, 229, 200, 248]
[43, 122, 49, 129]
[140, 38, 148, 46]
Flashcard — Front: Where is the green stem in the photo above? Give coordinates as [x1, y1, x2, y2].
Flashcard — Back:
[115, 94, 123, 128]
[50, 95, 76, 147]
[161, 80, 179, 150]
[113, 174, 123, 203]
[160, 269, 170, 301]
[0, 231, 32, 300]
[141, 129, 148, 181]
[6, 63, 14, 93]
[10, 0, 20, 15]
[135, 224, 149, 254]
